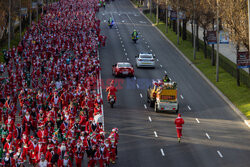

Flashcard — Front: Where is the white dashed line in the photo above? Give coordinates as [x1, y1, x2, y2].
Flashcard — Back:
[140, 93, 143, 98]
[206, 133, 211, 139]
[121, 41, 123, 43]
[180, 95, 184, 99]
[148, 45, 150, 48]
[136, 84, 139, 88]
[157, 59, 159, 62]
[122, 45, 124, 47]
[164, 71, 167, 74]
[122, 20, 125, 23]
[188, 106, 191, 110]
[148, 116, 152, 122]
[160, 149, 165, 156]
[144, 104, 147, 109]
[154, 131, 158, 137]
[127, 58, 129, 61]
[196, 118, 200, 123]
[169, 77, 172, 81]
[124, 48, 126, 51]
[217, 151, 223, 158]
[125, 53, 127, 56]
[150, 49, 152, 52]
[134, 76, 136, 80]
[160, 65, 162, 68]
[145, 42, 147, 44]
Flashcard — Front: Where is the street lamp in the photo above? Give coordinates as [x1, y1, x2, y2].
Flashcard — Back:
[177, 0, 179, 45]
[216, 0, 220, 82]
[248, 0, 250, 74]
[8, 0, 11, 50]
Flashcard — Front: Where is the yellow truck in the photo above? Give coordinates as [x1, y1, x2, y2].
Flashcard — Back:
[147, 79, 179, 113]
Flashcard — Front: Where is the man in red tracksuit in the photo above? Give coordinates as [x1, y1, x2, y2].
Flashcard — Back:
[106, 80, 117, 102]
[175, 114, 185, 143]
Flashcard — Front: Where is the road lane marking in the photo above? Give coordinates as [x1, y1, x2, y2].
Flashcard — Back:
[150, 49, 153, 52]
[144, 104, 147, 109]
[157, 59, 159, 62]
[160, 149, 165, 156]
[160, 65, 162, 68]
[164, 70, 167, 74]
[196, 118, 200, 123]
[148, 116, 152, 122]
[122, 20, 125, 23]
[122, 45, 124, 47]
[136, 84, 139, 88]
[148, 45, 150, 48]
[134, 76, 136, 80]
[125, 53, 127, 56]
[140, 93, 143, 98]
[169, 77, 172, 81]
[154, 131, 158, 137]
[127, 58, 129, 61]
[145, 41, 147, 44]
[180, 95, 184, 99]
[124, 48, 126, 51]
[188, 105, 191, 110]
[121, 41, 123, 43]
[206, 133, 211, 139]
[217, 151, 223, 158]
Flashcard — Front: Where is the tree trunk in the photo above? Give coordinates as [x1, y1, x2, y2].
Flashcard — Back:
[191, 20, 194, 47]
[179, 20, 182, 37]
[173, 20, 176, 33]
[196, 22, 199, 51]
[169, 19, 172, 28]
[203, 29, 207, 58]
[211, 19, 215, 66]
[182, 19, 187, 40]
[236, 45, 240, 86]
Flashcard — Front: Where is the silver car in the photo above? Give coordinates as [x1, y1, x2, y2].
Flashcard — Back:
[135, 53, 155, 68]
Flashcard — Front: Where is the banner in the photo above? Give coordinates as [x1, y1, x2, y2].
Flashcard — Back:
[170, 11, 185, 20]
[219, 31, 229, 44]
[170, 11, 177, 20]
[207, 31, 217, 44]
[21, 8, 28, 16]
[237, 51, 250, 68]
[32, 2, 38, 9]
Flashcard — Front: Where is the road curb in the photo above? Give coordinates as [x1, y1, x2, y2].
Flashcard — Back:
[129, 1, 250, 128]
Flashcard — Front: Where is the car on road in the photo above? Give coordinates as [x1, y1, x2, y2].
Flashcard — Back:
[112, 62, 134, 77]
[135, 53, 155, 68]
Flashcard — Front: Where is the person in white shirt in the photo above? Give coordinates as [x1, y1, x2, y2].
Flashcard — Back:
[38, 154, 48, 167]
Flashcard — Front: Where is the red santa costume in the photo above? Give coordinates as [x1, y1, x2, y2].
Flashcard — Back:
[175, 114, 185, 140]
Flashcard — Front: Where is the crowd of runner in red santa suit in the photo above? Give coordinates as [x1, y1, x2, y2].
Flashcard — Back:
[0, 0, 118, 166]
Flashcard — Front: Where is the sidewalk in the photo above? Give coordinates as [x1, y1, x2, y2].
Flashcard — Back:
[186, 22, 249, 73]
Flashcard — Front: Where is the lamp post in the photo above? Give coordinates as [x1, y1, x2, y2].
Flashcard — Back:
[166, 0, 168, 33]
[20, 0, 22, 40]
[8, 0, 11, 50]
[177, 0, 179, 44]
[216, 0, 220, 82]
[193, 0, 196, 59]
[156, 0, 159, 24]
[248, 0, 250, 74]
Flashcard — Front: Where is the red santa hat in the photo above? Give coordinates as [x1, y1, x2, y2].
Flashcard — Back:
[6, 135, 11, 141]
[64, 152, 69, 157]
[16, 123, 21, 127]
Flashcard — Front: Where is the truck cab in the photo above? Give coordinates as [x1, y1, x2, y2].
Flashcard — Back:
[147, 79, 179, 113]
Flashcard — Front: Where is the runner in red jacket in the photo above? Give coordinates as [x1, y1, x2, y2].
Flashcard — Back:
[175, 114, 184, 143]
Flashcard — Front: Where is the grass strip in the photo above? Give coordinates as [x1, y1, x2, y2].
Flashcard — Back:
[145, 13, 250, 119]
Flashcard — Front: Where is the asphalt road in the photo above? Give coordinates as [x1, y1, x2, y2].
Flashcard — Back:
[97, 1, 250, 167]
